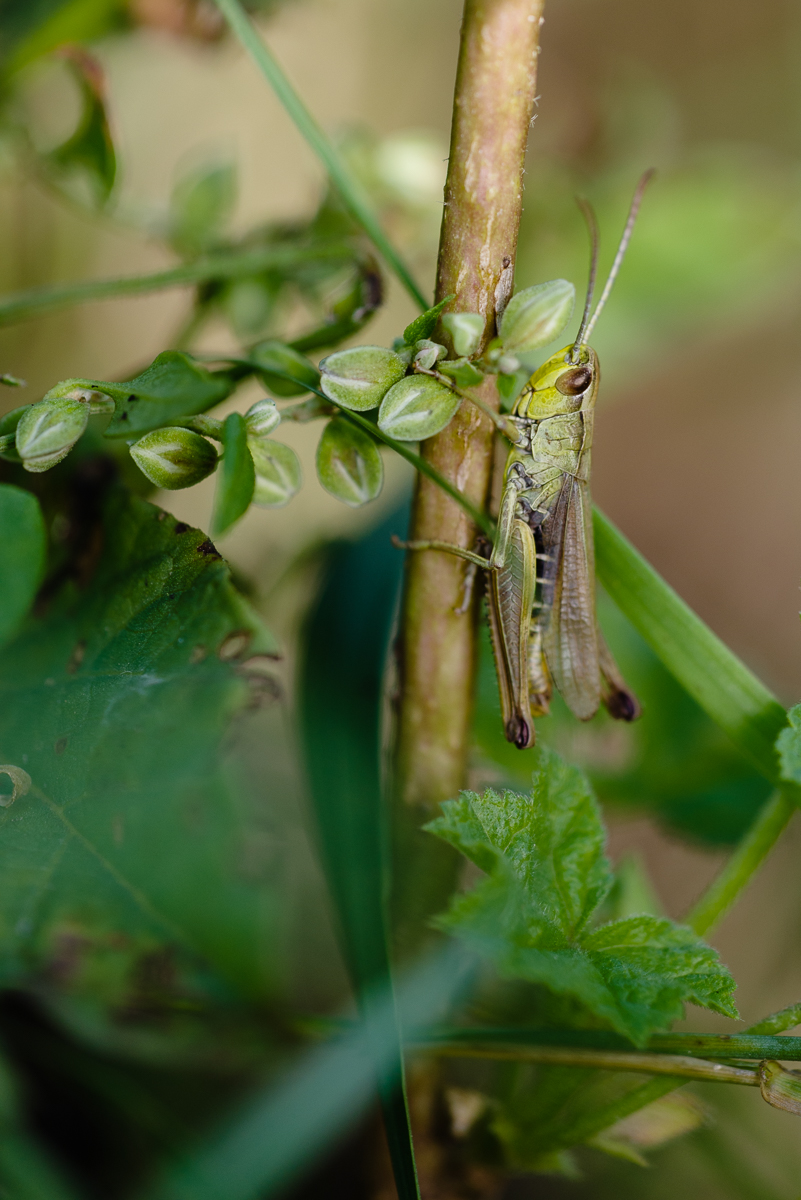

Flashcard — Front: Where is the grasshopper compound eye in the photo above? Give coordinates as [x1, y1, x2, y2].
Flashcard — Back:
[556, 365, 592, 395]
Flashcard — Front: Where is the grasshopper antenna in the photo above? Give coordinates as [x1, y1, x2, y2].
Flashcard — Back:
[582, 168, 655, 343]
[569, 196, 599, 361]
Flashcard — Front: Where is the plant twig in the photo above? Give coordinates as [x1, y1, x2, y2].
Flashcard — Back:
[395, 0, 545, 810]
[212, 0, 427, 310]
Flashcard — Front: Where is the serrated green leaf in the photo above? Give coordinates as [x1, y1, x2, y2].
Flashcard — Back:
[315, 417, 383, 507]
[169, 161, 236, 257]
[402, 295, 455, 344]
[319, 345, 406, 412]
[0, 486, 45, 649]
[251, 440, 302, 508]
[212, 413, 255, 536]
[0, 492, 280, 1006]
[377, 375, 460, 442]
[102, 352, 236, 437]
[427, 746, 737, 1044]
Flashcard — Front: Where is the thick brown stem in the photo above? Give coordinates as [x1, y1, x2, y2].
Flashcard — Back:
[396, 0, 544, 808]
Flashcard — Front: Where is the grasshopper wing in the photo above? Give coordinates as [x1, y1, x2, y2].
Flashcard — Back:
[542, 475, 601, 720]
[487, 518, 537, 748]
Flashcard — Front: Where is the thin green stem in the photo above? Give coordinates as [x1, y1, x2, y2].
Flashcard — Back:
[421, 1042, 758, 1087]
[212, 0, 427, 311]
[687, 789, 797, 935]
[0, 244, 350, 327]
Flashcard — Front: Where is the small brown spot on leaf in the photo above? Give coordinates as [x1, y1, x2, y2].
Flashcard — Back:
[197, 538, 221, 558]
[218, 630, 251, 661]
[54, 737, 68, 755]
[174, 522, 189, 534]
[67, 639, 86, 674]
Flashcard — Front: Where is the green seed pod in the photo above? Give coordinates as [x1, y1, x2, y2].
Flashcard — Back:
[378, 375, 460, 442]
[499, 279, 575, 355]
[249, 340, 320, 398]
[441, 312, 484, 358]
[130, 427, 217, 490]
[319, 345, 406, 412]
[251, 440, 302, 508]
[15, 396, 89, 473]
[244, 397, 281, 439]
[316, 417, 383, 507]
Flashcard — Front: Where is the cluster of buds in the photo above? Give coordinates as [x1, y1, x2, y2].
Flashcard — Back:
[2, 383, 115, 473]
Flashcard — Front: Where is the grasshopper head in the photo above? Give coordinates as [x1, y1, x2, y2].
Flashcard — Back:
[512, 344, 598, 420]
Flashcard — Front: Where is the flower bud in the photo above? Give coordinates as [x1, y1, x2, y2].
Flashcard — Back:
[378, 375, 460, 442]
[244, 397, 281, 439]
[441, 312, 484, 358]
[129, 427, 217, 490]
[16, 396, 89, 473]
[499, 279, 575, 355]
[251, 440, 302, 508]
[413, 339, 446, 371]
[319, 345, 406, 412]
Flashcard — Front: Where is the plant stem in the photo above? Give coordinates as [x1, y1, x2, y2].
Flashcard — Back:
[212, 0, 427, 310]
[395, 0, 545, 810]
[422, 1042, 758, 1087]
[0, 244, 350, 326]
[687, 788, 797, 935]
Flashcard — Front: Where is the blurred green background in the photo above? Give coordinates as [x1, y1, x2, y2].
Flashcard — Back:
[3, 0, 801, 1195]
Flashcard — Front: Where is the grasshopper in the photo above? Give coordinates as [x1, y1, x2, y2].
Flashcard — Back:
[400, 174, 651, 749]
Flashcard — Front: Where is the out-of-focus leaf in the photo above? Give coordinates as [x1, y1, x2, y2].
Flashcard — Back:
[169, 162, 236, 258]
[744, 1002, 801, 1035]
[427, 747, 737, 1044]
[142, 946, 470, 1200]
[0, 491, 281, 1006]
[44, 47, 116, 205]
[776, 704, 801, 784]
[315, 417, 383, 507]
[212, 413, 255, 536]
[319, 345, 406, 412]
[377, 375, 460, 441]
[1, 0, 123, 73]
[0, 485, 45, 648]
[251, 440, 301, 508]
[586, 1088, 704, 1165]
[248, 341, 319, 398]
[289, 259, 383, 354]
[298, 509, 419, 1200]
[0, 1048, 82, 1200]
[100, 352, 235, 437]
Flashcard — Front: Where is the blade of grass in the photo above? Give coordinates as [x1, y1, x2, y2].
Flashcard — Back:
[593, 508, 788, 782]
[298, 511, 421, 1199]
[0, 243, 352, 326]
[212, 0, 428, 311]
[141, 946, 471, 1200]
[415, 1026, 801, 1060]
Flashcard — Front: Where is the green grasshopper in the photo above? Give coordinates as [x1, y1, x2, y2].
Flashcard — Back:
[401, 174, 651, 748]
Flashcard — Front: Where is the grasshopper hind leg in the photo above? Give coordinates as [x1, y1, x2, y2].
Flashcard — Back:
[527, 620, 552, 717]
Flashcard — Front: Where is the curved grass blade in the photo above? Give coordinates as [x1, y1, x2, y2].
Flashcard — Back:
[0, 485, 45, 649]
[298, 508, 420, 1198]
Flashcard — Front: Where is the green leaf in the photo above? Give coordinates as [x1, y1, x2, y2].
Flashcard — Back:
[402, 295, 455, 344]
[169, 162, 236, 257]
[0, 486, 45, 649]
[212, 413, 255, 536]
[776, 704, 801, 783]
[0, 491, 280, 1005]
[315, 417, 383, 507]
[44, 48, 116, 206]
[427, 747, 737, 1044]
[593, 508, 788, 782]
[248, 341, 320, 398]
[744, 1001, 801, 1035]
[319, 345, 406, 412]
[251, 441, 302, 508]
[102, 352, 236, 437]
[438, 358, 485, 389]
[499, 280, 575, 355]
[377, 375, 460, 441]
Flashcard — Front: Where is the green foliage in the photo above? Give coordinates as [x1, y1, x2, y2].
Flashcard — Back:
[402, 295, 455, 344]
[212, 413, 255, 536]
[0, 485, 45, 648]
[43, 48, 116, 206]
[248, 341, 320, 398]
[103, 352, 235, 437]
[378, 375, 461, 442]
[315, 416, 383, 507]
[169, 162, 237, 258]
[776, 704, 801, 783]
[426, 748, 737, 1044]
[0, 490, 281, 1006]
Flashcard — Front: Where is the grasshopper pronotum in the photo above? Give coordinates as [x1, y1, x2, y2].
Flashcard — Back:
[400, 174, 652, 749]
